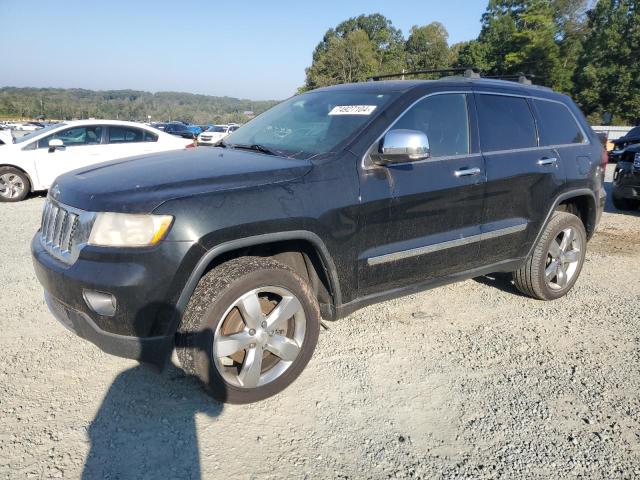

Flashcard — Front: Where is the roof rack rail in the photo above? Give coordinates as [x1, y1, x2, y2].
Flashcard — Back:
[367, 68, 537, 86]
[367, 67, 480, 82]
[482, 73, 535, 85]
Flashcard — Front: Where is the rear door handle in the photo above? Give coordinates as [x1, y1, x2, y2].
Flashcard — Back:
[537, 157, 558, 166]
[454, 167, 481, 177]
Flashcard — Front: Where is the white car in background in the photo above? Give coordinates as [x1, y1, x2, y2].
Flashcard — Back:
[0, 119, 193, 202]
[15, 122, 42, 132]
[197, 124, 240, 145]
[0, 128, 12, 146]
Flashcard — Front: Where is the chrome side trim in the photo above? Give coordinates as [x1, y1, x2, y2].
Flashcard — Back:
[366, 223, 527, 266]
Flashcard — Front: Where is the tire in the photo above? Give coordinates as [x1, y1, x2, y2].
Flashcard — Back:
[512, 211, 587, 301]
[612, 195, 639, 211]
[177, 256, 320, 404]
[0, 167, 30, 202]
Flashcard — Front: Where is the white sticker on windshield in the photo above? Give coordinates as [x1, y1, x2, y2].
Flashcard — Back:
[328, 105, 377, 116]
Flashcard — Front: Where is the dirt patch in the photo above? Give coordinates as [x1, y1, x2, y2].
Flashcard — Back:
[589, 226, 640, 256]
[1, 166, 639, 478]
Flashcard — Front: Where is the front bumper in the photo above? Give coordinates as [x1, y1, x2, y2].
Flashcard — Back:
[613, 163, 640, 199]
[31, 234, 201, 366]
[44, 292, 172, 366]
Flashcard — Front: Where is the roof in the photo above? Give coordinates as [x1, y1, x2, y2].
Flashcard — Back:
[313, 77, 557, 97]
[60, 119, 157, 128]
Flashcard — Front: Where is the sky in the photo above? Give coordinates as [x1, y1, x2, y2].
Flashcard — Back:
[0, 0, 485, 101]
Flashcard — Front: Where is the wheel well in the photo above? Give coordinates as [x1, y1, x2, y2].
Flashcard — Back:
[0, 164, 33, 191]
[200, 240, 336, 319]
[557, 195, 596, 239]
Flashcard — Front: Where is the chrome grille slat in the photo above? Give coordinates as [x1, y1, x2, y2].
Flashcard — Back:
[39, 198, 89, 264]
[61, 213, 78, 253]
[53, 209, 66, 246]
[46, 206, 59, 243]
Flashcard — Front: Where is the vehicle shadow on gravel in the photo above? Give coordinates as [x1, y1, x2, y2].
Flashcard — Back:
[82, 359, 222, 479]
[473, 272, 526, 296]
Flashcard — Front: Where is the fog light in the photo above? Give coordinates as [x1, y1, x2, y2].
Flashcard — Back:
[83, 290, 117, 317]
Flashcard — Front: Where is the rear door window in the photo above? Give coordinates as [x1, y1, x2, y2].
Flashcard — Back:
[143, 130, 158, 142]
[108, 126, 144, 143]
[534, 100, 585, 146]
[476, 94, 537, 152]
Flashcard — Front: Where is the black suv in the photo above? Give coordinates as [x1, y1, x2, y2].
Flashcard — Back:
[32, 78, 606, 403]
[155, 122, 196, 139]
[609, 126, 640, 163]
[612, 144, 640, 210]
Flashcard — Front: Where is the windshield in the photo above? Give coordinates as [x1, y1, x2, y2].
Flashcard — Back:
[224, 91, 396, 158]
[207, 126, 226, 132]
[14, 123, 65, 144]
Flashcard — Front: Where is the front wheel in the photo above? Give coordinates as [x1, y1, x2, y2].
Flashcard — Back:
[0, 167, 30, 202]
[512, 211, 587, 300]
[177, 257, 320, 404]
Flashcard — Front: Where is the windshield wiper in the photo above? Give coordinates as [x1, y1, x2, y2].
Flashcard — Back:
[227, 143, 276, 155]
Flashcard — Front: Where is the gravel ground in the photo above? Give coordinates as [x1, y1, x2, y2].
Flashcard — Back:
[0, 165, 639, 479]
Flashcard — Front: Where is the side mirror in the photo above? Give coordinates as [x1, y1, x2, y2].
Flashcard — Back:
[374, 129, 430, 165]
[48, 139, 64, 152]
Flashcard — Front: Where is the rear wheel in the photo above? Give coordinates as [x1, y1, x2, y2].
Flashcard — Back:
[513, 211, 587, 300]
[0, 167, 30, 202]
[612, 194, 639, 211]
[177, 257, 320, 404]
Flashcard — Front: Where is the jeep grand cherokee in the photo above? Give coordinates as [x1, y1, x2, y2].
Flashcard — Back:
[32, 78, 607, 403]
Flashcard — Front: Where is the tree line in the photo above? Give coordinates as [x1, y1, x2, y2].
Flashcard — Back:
[302, 1, 640, 125]
[0, 87, 278, 125]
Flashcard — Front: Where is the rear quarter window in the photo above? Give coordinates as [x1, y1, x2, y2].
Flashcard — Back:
[476, 94, 537, 152]
[534, 99, 585, 146]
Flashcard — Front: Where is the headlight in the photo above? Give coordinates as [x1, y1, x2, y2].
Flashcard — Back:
[88, 213, 173, 247]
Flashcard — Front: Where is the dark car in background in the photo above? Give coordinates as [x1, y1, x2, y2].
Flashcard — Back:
[612, 144, 640, 210]
[155, 122, 196, 139]
[609, 126, 640, 163]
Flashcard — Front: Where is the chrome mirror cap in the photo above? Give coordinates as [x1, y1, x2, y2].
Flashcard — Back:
[378, 129, 430, 164]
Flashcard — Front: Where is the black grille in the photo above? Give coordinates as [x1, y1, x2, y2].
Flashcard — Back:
[40, 199, 79, 259]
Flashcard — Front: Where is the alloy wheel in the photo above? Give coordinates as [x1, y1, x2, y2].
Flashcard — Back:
[0, 173, 25, 199]
[545, 227, 582, 290]
[212, 286, 306, 389]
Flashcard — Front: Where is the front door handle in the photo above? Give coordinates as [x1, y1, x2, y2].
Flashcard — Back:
[454, 167, 481, 177]
[537, 157, 558, 166]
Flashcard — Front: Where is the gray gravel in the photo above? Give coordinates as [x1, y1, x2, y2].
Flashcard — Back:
[0, 165, 639, 479]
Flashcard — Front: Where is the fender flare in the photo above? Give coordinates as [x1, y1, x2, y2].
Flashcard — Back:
[171, 230, 342, 332]
[526, 188, 598, 259]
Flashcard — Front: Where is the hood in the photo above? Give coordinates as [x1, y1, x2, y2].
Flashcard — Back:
[51, 147, 313, 213]
[614, 135, 640, 146]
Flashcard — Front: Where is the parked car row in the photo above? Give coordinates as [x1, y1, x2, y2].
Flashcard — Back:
[0, 120, 193, 202]
[197, 124, 240, 145]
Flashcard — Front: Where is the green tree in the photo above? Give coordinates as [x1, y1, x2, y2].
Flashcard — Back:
[304, 29, 378, 89]
[503, 1, 562, 86]
[467, 0, 589, 91]
[303, 13, 403, 89]
[574, 0, 640, 124]
[405, 22, 451, 71]
[454, 40, 491, 70]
